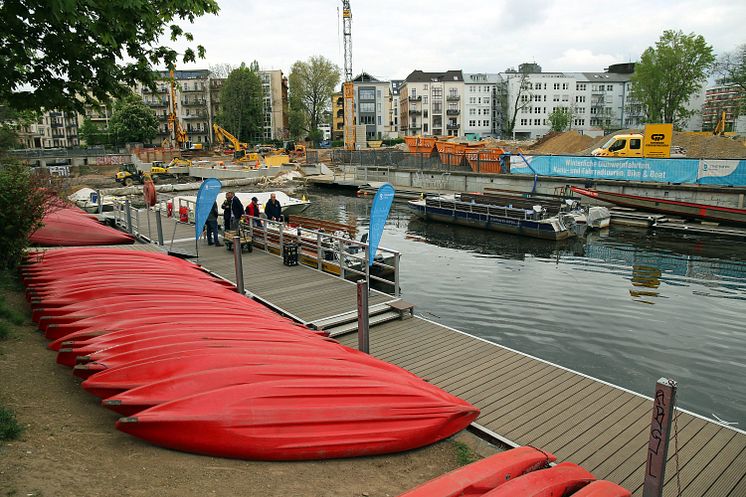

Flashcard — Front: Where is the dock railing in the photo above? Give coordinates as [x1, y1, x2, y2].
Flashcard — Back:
[426, 196, 548, 221]
[242, 215, 401, 297]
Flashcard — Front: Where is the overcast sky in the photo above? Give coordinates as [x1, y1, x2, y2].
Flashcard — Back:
[170, 0, 745, 80]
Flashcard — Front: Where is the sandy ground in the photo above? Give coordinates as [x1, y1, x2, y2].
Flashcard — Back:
[0, 281, 497, 497]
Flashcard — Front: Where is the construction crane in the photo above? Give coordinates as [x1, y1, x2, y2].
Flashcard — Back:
[167, 69, 189, 149]
[342, 0, 356, 151]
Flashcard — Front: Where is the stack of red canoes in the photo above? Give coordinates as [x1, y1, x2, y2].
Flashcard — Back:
[30, 201, 134, 246]
[21, 248, 479, 460]
[397, 446, 631, 497]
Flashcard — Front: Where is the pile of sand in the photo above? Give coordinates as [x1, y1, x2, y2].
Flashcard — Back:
[672, 132, 746, 159]
[529, 130, 595, 155]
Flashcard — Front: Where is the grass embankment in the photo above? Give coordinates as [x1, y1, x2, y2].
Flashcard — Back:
[0, 269, 24, 442]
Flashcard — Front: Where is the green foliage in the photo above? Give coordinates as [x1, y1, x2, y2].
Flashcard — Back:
[0, 406, 22, 441]
[289, 56, 341, 140]
[109, 94, 159, 144]
[382, 138, 404, 146]
[631, 30, 715, 125]
[0, 104, 38, 151]
[0, 163, 51, 269]
[0, 321, 9, 340]
[548, 108, 573, 132]
[452, 441, 479, 466]
[78, 118, 111, 147]
[217, 63, 264, 142]
[715, 44, 746, 114]
[0, 1, 219, 114]
[331, 140, 344, 148]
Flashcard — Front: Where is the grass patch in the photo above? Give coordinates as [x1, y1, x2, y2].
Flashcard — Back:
[0, 321, 11, 340]
[453, 440, 479, 466]
[0, 405, 23, 441]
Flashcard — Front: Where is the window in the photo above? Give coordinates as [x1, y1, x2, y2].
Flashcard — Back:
[630, 138, 641, 150]
[377, 116, 382, 125]
[484, 97, 490, 105]
[606, 84, 613, 91]
[576, 83, 587, 91]
[359, 89, 375, 100]
[360, 115, 375, 124]
[534, 119, 541, 125]
[423, 96, 428, 104]
[469, 97, 476, 104]
[423, 84, 428, 90]
[576, 95, 586, 103]
[377, 90, 382, 98]
[609, 139, 626, 152]
[377, 103, 381, 112]
[535, 107, 541, 113]
[573, 118, 586, 126]
[553, 83, 560, 90]
[562, 83, 569, 90]
[469, 120, 476, 126]
[424, 123, 428, 132]
[360, 102, 375, 112]
[483, 120, 490, 126]
[469, 108, 476, 115]
[562, 95, 569, 102]
[553, 94, 560, 102]
[520, 118, 528, 125]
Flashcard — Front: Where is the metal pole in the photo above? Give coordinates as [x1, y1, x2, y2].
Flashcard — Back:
[357, 280, 369, 354]
[155, 208, 164, 245]
[146, 207, 152, 241]
[96, 190, 103, 214]
[642, 378, 678, 497]
[233, 235, 245, 295]
[134, 208, 140, 236]
[316, 233, 323, 270]
[394, 252, 401, 298]
[338, 240, 345, 280]
[124, 199, 133, 234]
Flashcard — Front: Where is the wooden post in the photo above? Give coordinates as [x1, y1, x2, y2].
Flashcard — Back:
[357, 280, 369, 354]
[643, 378, 677, 497]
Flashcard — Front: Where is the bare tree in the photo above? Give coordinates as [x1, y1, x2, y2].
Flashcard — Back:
[502, 66, 535, 137]
[209, 63, 236, 79]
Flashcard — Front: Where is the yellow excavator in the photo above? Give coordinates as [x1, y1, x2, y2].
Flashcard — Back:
[713, 110, 727, 136]
[212, 124, 261, 165]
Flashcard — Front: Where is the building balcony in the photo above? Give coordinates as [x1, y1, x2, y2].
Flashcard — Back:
[409, 123, 422, 130]
[147, 101, 168, 107]
[182, 100, 207, 106]
[408, 96, 422, 102]
[446, 95, 460, 101]
[157, 115, 169, 121]
[446, 109, 460, 115]
[446, 123, 460, 130]
[408, 110, 422, 115]
[181, 87, 206, 93]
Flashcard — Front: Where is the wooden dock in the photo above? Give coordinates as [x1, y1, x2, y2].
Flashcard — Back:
[100, 212, 746, 496]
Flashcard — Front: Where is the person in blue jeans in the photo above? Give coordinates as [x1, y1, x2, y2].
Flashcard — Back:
[205, 201, 221, 246]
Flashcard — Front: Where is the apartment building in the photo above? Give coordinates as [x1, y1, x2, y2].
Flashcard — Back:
[400, 70, 464, 137]
[702, 83, 743, 132]
[16, 111, 80, 149]
[390, 79, 403, 136]
[352, 72, 394, 140]
[259, 69, 289, 141]
[331, 91, 344, 141]
[463, 73, 502, 138]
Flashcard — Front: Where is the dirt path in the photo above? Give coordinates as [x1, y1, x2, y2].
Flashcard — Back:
[0, 282, 495, 497]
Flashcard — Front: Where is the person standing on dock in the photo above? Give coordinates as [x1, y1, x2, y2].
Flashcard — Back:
[222, 191, 244, 231]
[245, 197, 262, 227]
[205, 201, 221, 246]
[265, 193, 282, 222]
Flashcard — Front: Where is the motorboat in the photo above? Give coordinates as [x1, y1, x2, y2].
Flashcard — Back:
[170, 190, 310, 217]
[68, 188, 119, 213]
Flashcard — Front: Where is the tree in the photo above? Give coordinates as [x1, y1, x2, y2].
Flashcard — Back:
[108, 94, 159, 144]
[0, 163, 54, 269]
[216, 63, 263, 142]
[288, 56, 340, 141]
[548, 107, 573, 132]
[715, 44, 746, 92]
[0, 104, 37, 151]
[502, 64, 536, 136]
[630, 30, 715, 125]
[78, 118, 111, 147]
[0, 1, 219, 113]
[209, 63, 236, 79]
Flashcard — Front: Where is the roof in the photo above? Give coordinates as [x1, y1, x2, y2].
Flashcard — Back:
[463, 73, 502, 84]
[352, 72, 384, 83]
[405, 70, 464, 83]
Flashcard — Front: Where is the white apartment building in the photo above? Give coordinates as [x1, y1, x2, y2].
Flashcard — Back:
[400, 70, 464, 137]
[390, 79, 403, 136]
[463, 73, 502, 138]
[16, 111, 80, 149]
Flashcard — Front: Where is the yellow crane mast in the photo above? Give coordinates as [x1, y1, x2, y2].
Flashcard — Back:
[342, 0, 356, 151]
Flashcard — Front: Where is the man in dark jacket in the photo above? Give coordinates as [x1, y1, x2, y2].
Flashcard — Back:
[222, 192, 244, 231]
[264, 192, 282, 222]
[205, 201, 221, 246]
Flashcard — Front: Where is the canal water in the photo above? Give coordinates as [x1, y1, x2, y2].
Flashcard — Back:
[302, 186, 746, 427]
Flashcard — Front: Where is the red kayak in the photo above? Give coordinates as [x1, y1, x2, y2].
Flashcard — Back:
[481, 462, 594, 497]
[48, 318, 325, 351]
[572, 480, 631, 497]
[397, 446, 556, 497]
[73, 339, 386, 379]
[103, 362, 436, 416]
[59, 331, 333, 367]
[82, 350, 422, 399]
[115, 377, 479, 460]
[30, 206, 135, 246]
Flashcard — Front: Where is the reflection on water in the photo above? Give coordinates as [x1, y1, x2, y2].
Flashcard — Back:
[304, 188, 746, 426]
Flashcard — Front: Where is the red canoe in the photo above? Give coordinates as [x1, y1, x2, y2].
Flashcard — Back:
[572, 480, 631, 497]
[103, 363, 435, 416]
[570, 186, 746, 225]
[82, 350, 421, 399]
[397, 446, 556, 497]
[115, 377, 479, 460]
[29, 206, 135, 246]
[481, 462, 595, 497]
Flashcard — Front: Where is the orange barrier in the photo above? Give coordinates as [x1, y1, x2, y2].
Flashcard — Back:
[403, 136, 437, 154]
[465, 148, 506, 173]
[436, 141, 486, 166]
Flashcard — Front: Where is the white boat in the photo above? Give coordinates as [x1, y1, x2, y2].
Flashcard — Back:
[169, 190, 311, 217]
[68, 188, 119, 213]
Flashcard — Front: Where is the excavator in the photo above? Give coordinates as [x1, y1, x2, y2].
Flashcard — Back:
[212, 124, 261, 165]
[713, 110, 727, 136]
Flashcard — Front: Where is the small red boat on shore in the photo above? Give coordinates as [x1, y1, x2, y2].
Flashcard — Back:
[570, 186, 746, 225]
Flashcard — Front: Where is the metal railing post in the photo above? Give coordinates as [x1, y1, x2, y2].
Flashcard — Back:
[338, 240, 345, 280]
[124, 199, 133, 234]
[233, 235, 245, 295]
[263, 221, 268, 252]
[643, 378, 677, 497]
[316, 233, 323, 270]
[279, 224, 284, 252]
[394, 252, 401, 298]
[357, 280, 369, 354]
[155, 208, 164, 245]
[96, 190, 103, 214]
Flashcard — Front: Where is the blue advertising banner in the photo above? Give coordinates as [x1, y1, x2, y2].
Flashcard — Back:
[194, 178, 222, 240]
[509, 155, 746, 186]
[367, 183, 395, 267]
